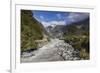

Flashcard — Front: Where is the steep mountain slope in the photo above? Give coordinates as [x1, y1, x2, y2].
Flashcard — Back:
[64, 18, 89, 35]
[21, 10, 47, 52]
[63, 18, 90, 59]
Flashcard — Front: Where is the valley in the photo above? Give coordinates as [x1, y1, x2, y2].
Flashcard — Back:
[21, 10, 90, 63]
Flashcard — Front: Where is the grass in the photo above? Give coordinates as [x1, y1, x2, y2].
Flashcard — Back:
[21, 10, 44, 52]
[63, 34, 89, 60]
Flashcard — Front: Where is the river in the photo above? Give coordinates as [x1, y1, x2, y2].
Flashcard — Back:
[21, 38, 80, 63]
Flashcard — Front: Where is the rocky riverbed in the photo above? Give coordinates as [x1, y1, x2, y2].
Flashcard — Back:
[21, 39, 80, 63]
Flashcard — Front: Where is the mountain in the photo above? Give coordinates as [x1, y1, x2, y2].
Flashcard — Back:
[21, 10, 47, 52]
[64, 18, 89, 35]
[46, 18, 89, 38]
[46, 25, 66, 38]
[46, 18, 90, 59]
[63, 18, 90, 59]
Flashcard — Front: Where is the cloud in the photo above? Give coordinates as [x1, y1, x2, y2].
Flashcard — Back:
[40, 15, 45, 20]
[67, 13, 89, 22]
[50, 21, 66, 25]
[56, 14, 62, 19]
[41, 21, 51, 27]
[41, 20, 66, 27]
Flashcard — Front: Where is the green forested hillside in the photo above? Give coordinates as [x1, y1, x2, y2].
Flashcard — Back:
[63, 18, 90, 59]
[21, 10, 45, 52]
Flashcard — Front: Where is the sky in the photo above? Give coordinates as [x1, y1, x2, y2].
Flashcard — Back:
[32, 10, 89, 27]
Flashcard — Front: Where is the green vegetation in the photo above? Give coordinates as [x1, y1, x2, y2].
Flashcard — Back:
[64, 35, 89, 59]
[21, 10, 45, 52]
[63, 19, 90, 60]
[21, 10, 90, 60]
